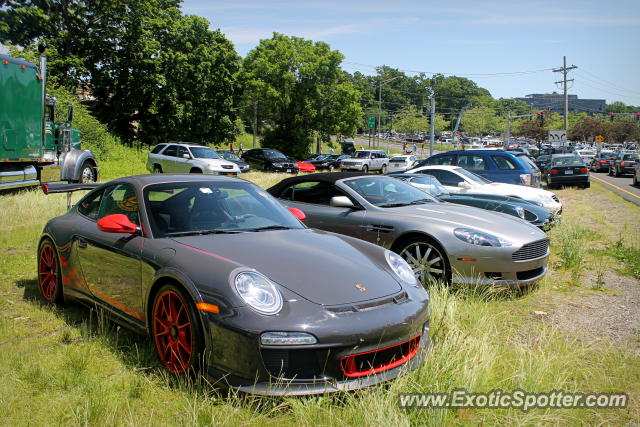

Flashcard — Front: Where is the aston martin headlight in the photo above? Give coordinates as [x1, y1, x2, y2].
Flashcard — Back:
[234, 271, 283, 315]
[385, 250, 417, 286]
[453, 227, 512, 247]
[516, 206, 526, 219]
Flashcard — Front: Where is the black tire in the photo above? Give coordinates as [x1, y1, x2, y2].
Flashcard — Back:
[189, 168, 203, 174]
[608, 168, 613, 176]
[151, 284, 204, 375]
[381, 164, 387, 174]
[583, 182, 591, 189]
[328, 165, 335, 172]
[362, 164, 369, 174]
[37, 238, 64, 304]
[614, 168, 620, 177]
[633, 174, 638, 187]
[395, 235, 451, 286]
[78, 161, 96, 183]
[153, 165, 163, 174]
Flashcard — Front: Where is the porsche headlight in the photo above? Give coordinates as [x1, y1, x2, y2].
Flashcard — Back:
[385, 250, 417, 286]
[454, 227, 512, 247]
[234, 271, 283, 315]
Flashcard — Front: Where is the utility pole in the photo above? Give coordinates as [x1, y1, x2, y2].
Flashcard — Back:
[429, 88, 435, 156]
[451, 106, 469, 150]
[553, 56, 577, 145]
[505, 111, 511, 148]
[252, 101, 258, 148]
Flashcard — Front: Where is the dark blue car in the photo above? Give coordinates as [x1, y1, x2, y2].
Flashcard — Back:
[412, 150, 541, 187]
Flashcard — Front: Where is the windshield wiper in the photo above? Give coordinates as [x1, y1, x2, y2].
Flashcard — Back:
[242, 225, 292, 232]
[379, 198, 432, 208]
[167, 229, 243, 237]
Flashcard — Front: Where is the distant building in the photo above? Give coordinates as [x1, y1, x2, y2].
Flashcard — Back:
[516, 92, 606, 115]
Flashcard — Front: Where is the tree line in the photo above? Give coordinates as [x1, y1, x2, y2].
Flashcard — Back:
[2, 0, 637, 158]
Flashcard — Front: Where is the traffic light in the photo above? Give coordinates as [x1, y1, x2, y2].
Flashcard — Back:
[636, 112, 640, 121]
[537, 111, 543, 123]
[610, 112, 615, 121]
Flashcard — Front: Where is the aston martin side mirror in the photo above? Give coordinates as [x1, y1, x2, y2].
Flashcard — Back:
[330, 196, 355, 208]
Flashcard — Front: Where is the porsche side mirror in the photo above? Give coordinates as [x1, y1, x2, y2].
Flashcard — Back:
[458, 181, 472, 189]
[288, 207, 306, 221]
[330, 196, 355, 208]
[97, 214, 138, 234]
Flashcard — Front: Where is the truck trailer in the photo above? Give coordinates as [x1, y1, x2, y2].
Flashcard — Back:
[0, 49, 98, 190]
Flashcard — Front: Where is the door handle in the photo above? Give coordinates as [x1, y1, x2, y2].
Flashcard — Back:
[77, 238, 87, 249]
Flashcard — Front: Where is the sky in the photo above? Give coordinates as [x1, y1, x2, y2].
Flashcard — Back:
[181, 0, 640, 107]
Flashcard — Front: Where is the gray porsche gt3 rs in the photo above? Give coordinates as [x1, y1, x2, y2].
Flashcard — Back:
[37, 175, 429, 395]
[268, 173, 549, 287]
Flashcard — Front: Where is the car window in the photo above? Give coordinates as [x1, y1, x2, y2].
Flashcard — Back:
[264, 150, 287, 160]
[517, 155, 540, 171]
[491, 155, 518, 170]
[344, 176, 436, 207]
[77, 188, 105, 220]
[145, 181, 303, 237]
[457, 154, 487, 170]
[390, 156, 406, 162]
[432, 170, 464, 186]
[97, 184, 139, 225]
[355, 151, 371, 159]
[151, 144, 166, 154]
[163, 145, 178, 157]
[190, 147, 220, 159]
[425, 154, 454, 165]
[280, 181, 346, 205]
[551, 156, 583, 166]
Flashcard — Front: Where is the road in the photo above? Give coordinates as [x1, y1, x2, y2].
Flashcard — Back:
[589, 171, 640, 206]
[350, 136, 443, 156]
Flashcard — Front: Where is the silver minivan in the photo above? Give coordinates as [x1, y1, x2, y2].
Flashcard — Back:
[339, 150, 389, 173]
[146, 142, 240, 176]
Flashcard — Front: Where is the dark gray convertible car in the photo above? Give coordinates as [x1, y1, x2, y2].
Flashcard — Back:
[38, 175, 430, 395]
[268, 173, 549, 287]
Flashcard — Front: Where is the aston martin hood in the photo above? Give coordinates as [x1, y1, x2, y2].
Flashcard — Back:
[172, 229, 402, 305]
[388, 203, 547, 244]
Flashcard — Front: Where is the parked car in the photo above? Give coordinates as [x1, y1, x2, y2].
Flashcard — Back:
[390, 174, 557, 230]
[304, 154, 351, 171]
[268, 173, 549, 288]
[535, 154, 551, 172]
[388, 155, 419, 173]
[406, 165, 562, 216]
[589, 152, 617, 172]
[146, 143, 240, 175]
[543, 154, 590, 189]
[576, 149, 596, 165]
[339, 150, 389, 173]
[413, 150, 541, 187]
[215, 150, 250, 173]
[609, 153, 639, 177]
[634, 161, 640, 187]
[241, 148, 299, 173]
[295, 161, 316, 173]
[38, 175, 430, 395]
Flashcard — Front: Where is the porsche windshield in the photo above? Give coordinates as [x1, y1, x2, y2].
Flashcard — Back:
[344, 176, 437, 207]
[144, 181, 304, 237]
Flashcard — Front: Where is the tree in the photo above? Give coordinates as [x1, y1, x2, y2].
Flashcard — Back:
[1, 0, 241, 145]
[568, 117, 607, 141]
[461, 107, 505, 136]
[240, 33, 362, 158]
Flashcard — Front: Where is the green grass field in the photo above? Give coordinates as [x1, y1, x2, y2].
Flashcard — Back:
[0, 147, 639, 426]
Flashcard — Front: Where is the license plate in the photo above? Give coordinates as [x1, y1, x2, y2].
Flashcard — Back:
[286, 169, 291, 173]
[565, 170, 573, 174]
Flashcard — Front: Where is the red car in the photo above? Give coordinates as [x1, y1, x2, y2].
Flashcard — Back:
[296, 161, 316, 173]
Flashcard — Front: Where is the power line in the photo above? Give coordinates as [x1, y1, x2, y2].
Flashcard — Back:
[342, 61, 554, 78]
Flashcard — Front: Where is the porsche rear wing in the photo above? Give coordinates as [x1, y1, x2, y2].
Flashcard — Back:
[41, 183, 100, 209]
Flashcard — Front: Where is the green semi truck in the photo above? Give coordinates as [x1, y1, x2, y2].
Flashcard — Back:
[0, 49, 98, 190]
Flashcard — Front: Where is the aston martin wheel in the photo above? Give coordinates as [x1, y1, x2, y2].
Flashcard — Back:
[398, 237, 450, 286]
[152, 285, 203, 375]
[78, 161, 96, 183]
[37, 239, 63, 303]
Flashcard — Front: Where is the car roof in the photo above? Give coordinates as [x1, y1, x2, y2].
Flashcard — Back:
[163, 142, 206, 147]
[106, 174, 248, 188]
[413, 165, 459, 170]
[432, 149, 513, 155]
[267, 172, 371, 195]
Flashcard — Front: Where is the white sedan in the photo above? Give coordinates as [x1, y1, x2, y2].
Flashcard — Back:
[387, 155, 418, 173]
[405, 165, 562, 215]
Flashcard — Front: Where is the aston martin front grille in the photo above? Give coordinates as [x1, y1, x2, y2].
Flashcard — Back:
[511, 239, 549, 261]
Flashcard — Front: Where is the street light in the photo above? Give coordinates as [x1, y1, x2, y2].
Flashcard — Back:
[377, 75, 402, 148]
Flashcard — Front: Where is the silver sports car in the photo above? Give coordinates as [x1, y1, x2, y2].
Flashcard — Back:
[268, 173, 549, 287]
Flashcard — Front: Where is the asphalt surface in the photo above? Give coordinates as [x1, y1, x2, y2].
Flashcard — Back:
[351, 136, 442, 156]
[589, 171, 640, 206]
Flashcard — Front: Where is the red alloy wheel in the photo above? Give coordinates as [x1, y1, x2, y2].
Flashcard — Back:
[153, 289, 193, 374]
[38, 242, 58, 301]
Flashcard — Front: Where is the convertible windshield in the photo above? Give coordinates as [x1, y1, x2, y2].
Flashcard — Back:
[144, 181, 304, 237]
[189, 147, 220, 159]
[454, 168, 492, 184]
[406, 176, 449, 197]
[344, 176, 437, 207]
